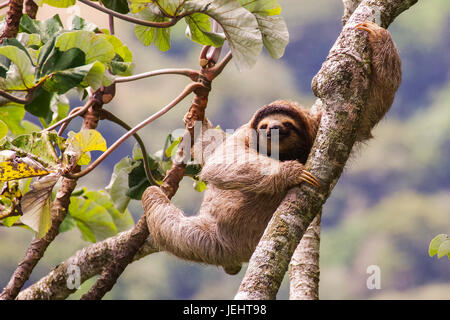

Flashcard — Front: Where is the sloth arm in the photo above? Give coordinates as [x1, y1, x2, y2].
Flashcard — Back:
[199, 144, 318, 194]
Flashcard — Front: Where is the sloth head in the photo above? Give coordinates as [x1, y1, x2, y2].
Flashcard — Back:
[249, 100, 320, 164]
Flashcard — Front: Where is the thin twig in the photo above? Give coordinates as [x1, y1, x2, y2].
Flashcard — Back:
[44, 100, 94, 132]
[108, 14, 115, 35]
[0, 1, 9, 9]
[100, 109, 157, 185]
[65, 82, 203, 180]
[0, 89, 32, 105]
[208, 51, 232, 80]
[57, 106, 83, 136]
[78, 0, 188, 28]
[114, 68, 200, 83]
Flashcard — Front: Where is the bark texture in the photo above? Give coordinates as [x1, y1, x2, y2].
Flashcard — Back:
[235, 0, 418, 300]
[287, 0, 362, 300]
[24, 0, 38, 19]
[0, 0, 23, 42]
[17, 231, 158, 300]
[289, 213, 321, 300]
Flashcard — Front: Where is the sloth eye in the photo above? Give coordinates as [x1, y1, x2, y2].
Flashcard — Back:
[283, 122, 294, 129]
[259, 124, 267, 130]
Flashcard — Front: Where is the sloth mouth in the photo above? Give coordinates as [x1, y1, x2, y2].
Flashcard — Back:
[266, 130, 290, 139]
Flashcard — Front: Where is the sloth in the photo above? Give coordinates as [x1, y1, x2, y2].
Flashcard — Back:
[143, 100, 321, 275]
[142, 21, 401, 274]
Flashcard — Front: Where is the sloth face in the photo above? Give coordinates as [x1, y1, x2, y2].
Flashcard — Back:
[256, 113, 302, 159]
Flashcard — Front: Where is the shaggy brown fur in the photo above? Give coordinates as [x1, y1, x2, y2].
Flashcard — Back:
[143, 101, 319, 274]
[355, 21, 402, 141]
[143, 22, 401, 274]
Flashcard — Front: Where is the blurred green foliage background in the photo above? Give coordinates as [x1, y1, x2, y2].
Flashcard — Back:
[0, 0, 449, 299]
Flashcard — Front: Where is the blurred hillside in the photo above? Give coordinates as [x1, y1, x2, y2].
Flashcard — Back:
[0, 0, 449, 299]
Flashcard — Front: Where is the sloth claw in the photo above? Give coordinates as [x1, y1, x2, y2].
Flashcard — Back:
[354, 21, 381, 34]
[300, 170, 320, 187]
[354, 21, 388, 43]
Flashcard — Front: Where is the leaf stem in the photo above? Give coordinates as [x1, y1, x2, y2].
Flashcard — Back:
[109, 14, 115, 35]
[0, 89, 33, 105]
[44, 99, 94, 133]
[114, 68, 200, 83]
[78, 0, 188, 28]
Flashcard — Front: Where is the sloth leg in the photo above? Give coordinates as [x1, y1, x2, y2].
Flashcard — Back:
[354, 21, 402, 141]
[142, 186, 242, 274]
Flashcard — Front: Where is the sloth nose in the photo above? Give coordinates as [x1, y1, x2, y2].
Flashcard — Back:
[267, 125, 282, 137]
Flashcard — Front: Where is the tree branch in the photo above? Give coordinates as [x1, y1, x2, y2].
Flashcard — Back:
[235, 0, 418, 300]
[342, 0, 362, 25]
[16, 230, 159, 300]
[0, 89, 32, 105]
[288, 213, 321, 300]
[24, 0, 38, 19]
[0, 0, 23, 42]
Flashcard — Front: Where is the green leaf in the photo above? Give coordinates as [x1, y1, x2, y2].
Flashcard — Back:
[185, 13, 225, 47]
[0, 104, 26, 135]
[39, 0, 76, 8]
[68, 190, 133, 242]
[110, 55, 134, 76]
[25, 86, 54, 123]
[69, 195, 116, 242]
[193, 179, 207, 192]
[429, 234, 448, 257]
[101, 0, 130, 14]
[20, 173, 60, 238]
[183, 0, 262, 71]
[105, 157, 139, 212]
[70, 15, 100, 32]
[2, 215, 21, 227]
[59, 212, 77, 233]
[437, 239, 450, 259]
[56, 30, 116, 64]
[0, 156, 51, 182]
[83, 190, 134, 232]
[65, 129, 107, 166]
[0, 120, 8, 139]
[2, 38, 36, 68]
[134, 9, 171, 51]
[237, 0, 281, 16]
[0, 45, 35, 90]
[126, 156, 163, 200]
[49, 94, 70, 126]
[19, 14, 64, 43]
[43, 61, 110, 93]
[164, 136, 181, 158]
[254, 14, 288, 59]
[39, 46, 86, 77]
[129, 0, 182, 15]
[107, 35, 133, 63]
[236, 0, 288, 59]
[10, 131, 63, 167]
